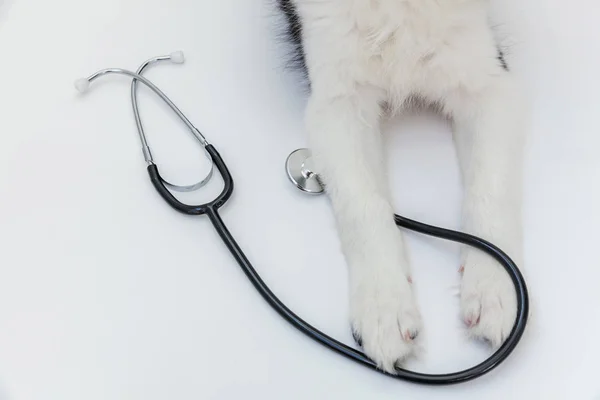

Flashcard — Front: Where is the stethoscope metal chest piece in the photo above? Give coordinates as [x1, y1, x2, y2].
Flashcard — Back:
[285, 148, 325, 194]
[76, 51, 529, 386]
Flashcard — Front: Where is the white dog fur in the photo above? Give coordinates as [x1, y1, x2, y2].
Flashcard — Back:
[276, 0, 526, 374]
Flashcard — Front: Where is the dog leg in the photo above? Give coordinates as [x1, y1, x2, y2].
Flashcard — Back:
[448, 74, 527, 346]
[305, 85, 422, 373]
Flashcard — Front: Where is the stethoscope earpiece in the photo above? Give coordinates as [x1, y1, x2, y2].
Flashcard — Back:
[75, 50, 214, 192]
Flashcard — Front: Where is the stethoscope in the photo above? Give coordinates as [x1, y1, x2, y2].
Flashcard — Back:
[75, 51, 529, 385]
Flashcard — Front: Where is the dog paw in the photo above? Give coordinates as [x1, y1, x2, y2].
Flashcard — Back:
[350, 276, 422, 374]
[460, 250, 518, 346]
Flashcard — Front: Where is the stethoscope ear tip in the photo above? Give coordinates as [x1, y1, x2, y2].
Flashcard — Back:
[74, 78, 90, 94]
[169, 51, 185, 64]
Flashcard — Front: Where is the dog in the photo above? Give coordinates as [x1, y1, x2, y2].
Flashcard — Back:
[276, 0, 526, 374]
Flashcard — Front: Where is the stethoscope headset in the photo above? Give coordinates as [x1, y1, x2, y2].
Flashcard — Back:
[75, 50, 529, 385]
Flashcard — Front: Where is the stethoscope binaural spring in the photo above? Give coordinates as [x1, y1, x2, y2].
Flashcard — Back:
[75, 51, 529, 385]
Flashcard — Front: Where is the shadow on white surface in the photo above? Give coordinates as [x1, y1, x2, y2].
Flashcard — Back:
[0, 0, 599, 399]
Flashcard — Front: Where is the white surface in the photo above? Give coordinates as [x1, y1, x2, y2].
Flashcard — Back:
[0, 1, 599, 399]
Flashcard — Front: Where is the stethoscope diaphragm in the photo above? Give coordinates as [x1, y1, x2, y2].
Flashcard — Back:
[285, 148, 325, 194]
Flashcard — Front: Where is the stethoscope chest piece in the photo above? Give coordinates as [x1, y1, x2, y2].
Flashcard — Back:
[285, 148, 325, 195]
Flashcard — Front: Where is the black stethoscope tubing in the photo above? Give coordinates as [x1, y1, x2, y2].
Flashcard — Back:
[77, 53, 529, 385]
[149, 145, 529, 385]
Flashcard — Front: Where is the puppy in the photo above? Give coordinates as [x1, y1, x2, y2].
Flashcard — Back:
[276, 0, 526, 374]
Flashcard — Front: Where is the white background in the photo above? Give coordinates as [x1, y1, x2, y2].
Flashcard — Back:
[1, 0, 599, 399]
